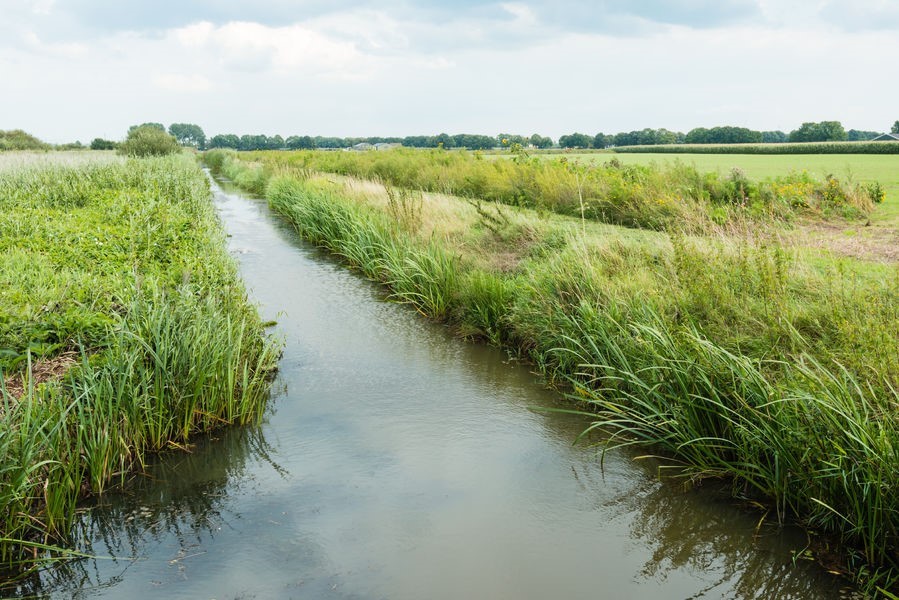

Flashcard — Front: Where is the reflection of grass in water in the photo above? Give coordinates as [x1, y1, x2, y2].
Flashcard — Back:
[212, 151, 899, 595]
[0, 154, 278, 578]
[3, 424, 280, 597]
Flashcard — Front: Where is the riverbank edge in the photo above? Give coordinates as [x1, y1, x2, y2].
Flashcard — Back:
[206, 152, 899, 597]
[0, 155, 279, 578]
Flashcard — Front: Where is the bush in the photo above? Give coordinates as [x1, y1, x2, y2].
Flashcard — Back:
[117, 126, 181, 157]
[90, 138, 117, 150]
[0, 130, 50, 151]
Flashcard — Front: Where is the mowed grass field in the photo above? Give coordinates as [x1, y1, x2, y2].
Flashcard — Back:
[556, 152, 899, 223]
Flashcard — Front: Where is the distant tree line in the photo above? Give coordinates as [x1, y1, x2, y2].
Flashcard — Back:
[562, 121, 888, 149]
[206, 132, 556, 151]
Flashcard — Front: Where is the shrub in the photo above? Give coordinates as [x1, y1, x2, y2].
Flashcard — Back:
[0, 130, 50, 151]
[117, 126, 181, 157]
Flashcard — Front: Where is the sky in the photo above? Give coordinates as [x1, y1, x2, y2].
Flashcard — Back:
[2, 0, 898, 143]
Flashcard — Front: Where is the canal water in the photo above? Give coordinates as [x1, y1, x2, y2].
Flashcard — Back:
[32, 176, 851, 598]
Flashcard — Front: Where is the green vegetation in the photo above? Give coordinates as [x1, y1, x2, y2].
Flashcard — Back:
[0, 130, 49, 152]
[614, 141, 899, 154]
[168, 123, 207, 149]
[89, 138, 116, 151]
[544, 152, 899, 224]
[117, 125, 181, 157]
[209, 149, 899, 595]
[218, 147, 880, 233]
[0, 153, 277, 575]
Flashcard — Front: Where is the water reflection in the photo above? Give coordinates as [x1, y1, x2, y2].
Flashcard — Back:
[0, 174, 857, 599]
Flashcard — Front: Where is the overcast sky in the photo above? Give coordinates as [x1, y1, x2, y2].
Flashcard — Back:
[2, 0, 898, 143]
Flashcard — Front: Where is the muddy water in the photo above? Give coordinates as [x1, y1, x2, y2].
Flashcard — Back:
[35, 176, 851, 599]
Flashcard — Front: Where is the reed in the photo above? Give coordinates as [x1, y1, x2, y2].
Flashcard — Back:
[0, 154, 277, 573]
[210, 151, 899, 595]
[207, 148, 881, 232]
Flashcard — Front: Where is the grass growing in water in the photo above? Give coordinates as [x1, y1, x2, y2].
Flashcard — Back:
[0, 153, 277, 577]
[210, 150, 899, 595]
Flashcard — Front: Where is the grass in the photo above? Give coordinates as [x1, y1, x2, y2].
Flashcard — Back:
[0, 153, 278, 577]
[541, 152, 899, 224]
[217, 147, 882, 235]
[209, 149, 899, 596]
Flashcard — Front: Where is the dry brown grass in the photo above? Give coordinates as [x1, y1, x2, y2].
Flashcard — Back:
[2, 352, 77, 400]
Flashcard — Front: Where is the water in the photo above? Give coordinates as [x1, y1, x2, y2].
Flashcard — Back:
[19, 176, 851, 599]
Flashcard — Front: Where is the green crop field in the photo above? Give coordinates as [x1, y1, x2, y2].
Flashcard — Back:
[553, 152, 899, 223]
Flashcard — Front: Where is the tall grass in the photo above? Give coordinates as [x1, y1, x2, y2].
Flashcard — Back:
[212, 152, 899, 595]
[0, 154, 277, 573]
[208, 148, 882, 232]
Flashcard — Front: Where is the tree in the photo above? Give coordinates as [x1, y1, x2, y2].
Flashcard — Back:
[0, 129, 49, 151]
[847, 129, 881, 141]
[168, 123, 206, 149]
[789, 121, 847, 142]
[117, 125, 180, 157]
[90, 138, 117, 150]
[128, 122, 165, 134]
[529, 134, 554, 149]
[433, 132, 455, 149]
[209, 134, 240, 149]
[761, 131, 787, 143]
[892, 121, 899, 134]
[686, 126, 761, 144]
[286, 135, 316, 150]
[558, 132, 592, 148]
[593, 133, 613, 149]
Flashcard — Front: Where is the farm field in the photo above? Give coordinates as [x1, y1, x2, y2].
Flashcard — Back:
[208, 148, 899, 594]
[0, 152, 276, 576]
[549, 152, 899, 223]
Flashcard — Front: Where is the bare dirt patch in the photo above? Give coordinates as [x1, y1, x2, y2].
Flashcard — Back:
[789, 220, 899, 263]
[3, 352, 77, 400]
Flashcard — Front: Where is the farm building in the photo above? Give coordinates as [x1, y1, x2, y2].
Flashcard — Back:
[871, 133, 899, 141]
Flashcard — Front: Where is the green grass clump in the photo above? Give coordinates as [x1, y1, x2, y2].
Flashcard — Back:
[213, 152, 899, 595]
[0, 154, 277, 574]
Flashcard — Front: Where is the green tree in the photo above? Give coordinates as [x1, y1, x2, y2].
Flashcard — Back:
[117, 125, 180, 157]
[558, 132, 592, 148]
[90, 138, 117, 150]
[128, 122, 165, 134]
[529, 134, 554, 149]
[892, 121, 899, 134]
[286, 135, 316, 150]
[789, 121, 847, 142]
[847, 129, 881, 141]
[168, 123, 206, 149]
[209, 134, 240, 149]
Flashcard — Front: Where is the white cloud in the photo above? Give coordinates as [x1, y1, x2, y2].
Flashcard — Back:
[20, 30, 88, 58]
[500, 3, 538, 27]
[168, 20, 377, 78]
[153, 73, 213, 93]
[2, 3, 899, 143]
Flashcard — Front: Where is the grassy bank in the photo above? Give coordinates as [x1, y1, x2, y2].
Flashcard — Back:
[209, 150, 899, 595]
[218, 148, 882, 233]
[542, 152, 899, 223]
[0, 153, 277, 575]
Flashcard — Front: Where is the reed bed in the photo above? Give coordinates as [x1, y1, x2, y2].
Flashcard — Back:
[211, 148, 882, 232]
[0, 154, 277, 576]
[210, 151, 899, 595]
